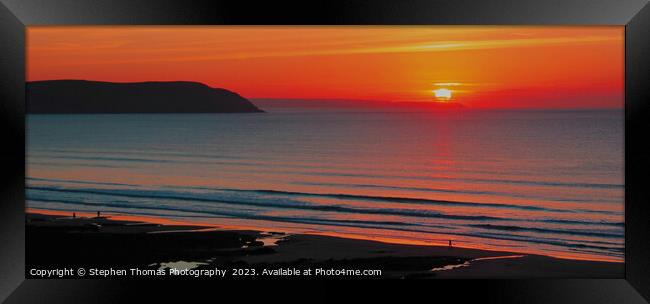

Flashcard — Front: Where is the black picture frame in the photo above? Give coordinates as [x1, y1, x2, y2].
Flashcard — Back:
[1, 0, 649, 303]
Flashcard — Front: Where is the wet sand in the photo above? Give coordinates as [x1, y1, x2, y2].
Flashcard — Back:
[26, 211, 623, 279]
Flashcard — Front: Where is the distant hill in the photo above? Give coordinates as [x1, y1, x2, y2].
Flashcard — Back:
[27, 80, 264, 114]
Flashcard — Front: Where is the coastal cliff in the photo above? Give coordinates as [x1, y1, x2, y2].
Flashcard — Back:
[27, 80, 264, 113]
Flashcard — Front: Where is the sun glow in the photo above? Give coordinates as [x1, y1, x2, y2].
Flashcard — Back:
[433, 88, 452, 100]
[27, 26, 624, 109]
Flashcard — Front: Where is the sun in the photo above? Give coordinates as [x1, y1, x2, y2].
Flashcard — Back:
[433, 88, 452, 100]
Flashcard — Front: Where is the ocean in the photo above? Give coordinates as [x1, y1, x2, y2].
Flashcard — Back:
[26, 108, 624, 262]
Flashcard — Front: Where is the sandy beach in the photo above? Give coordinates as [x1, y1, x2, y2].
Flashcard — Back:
[26, 210, 623, 279]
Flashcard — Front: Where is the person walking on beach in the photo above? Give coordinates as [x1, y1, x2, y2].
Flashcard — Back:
[449, 240, 453, 249]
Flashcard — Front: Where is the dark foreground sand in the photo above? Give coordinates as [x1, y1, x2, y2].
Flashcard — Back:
[26, 212, 623, 279]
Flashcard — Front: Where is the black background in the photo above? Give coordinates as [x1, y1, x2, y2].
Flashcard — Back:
[0, 0, 649, 303]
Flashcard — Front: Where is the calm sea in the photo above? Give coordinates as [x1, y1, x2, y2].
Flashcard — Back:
[26, 109, 624, 262]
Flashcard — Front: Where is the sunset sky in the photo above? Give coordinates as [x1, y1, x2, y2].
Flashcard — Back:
[27, 26, 624, 109]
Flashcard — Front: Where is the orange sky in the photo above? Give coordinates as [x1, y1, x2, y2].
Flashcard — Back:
[27, 26, 624, 109]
